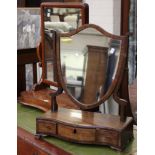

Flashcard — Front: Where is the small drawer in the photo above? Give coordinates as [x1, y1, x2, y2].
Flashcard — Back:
[37, 120, 56, 135]
[96, 129, 118, 146]
[58, 124, 95, 142]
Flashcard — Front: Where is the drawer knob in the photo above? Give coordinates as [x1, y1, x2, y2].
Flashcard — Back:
[73, 128, 77, 134]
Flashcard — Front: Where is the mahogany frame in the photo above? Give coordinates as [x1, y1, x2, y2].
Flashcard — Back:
[36, 2, 89, 88]
[55, 24, 128, 121]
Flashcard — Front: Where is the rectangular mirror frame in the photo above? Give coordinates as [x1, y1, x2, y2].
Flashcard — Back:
[41, 2, 89, 87]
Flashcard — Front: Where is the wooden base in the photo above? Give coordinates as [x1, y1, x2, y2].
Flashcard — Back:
[36, 108, 133, 151]
[18, 89, 79, 111]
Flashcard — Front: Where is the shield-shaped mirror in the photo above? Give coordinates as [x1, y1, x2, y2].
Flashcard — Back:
[56, 24, 128, 109]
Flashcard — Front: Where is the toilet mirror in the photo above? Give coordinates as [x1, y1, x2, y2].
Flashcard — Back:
[56, 24, 128, 109]
[41, 2, 89, 86]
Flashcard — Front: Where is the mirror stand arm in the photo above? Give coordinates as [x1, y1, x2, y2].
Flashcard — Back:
[113, 92, 127, 122]
[36, 41, 42, 67]
[32, 82, 50, 91]
[50, 87, 63, 112]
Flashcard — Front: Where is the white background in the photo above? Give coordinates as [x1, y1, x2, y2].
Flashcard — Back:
[85, 0, 121, 35]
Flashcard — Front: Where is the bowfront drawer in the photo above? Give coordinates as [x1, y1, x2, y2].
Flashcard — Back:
[37, 120, 56, 135]
[58, 124, 95, 142]
[96, 129, 119, 146]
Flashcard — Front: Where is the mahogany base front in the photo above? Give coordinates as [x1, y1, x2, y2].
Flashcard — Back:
[36, 108, 133, 151]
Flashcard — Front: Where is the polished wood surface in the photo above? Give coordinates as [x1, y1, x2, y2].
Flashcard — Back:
[36, 108, 133, 151]
[18, 127, 72, 155]
[38, 108, 132, 130]
[18, 89, 79, 111]
[120, 0, 133, 118]
[96, 129, 118, 146]
[58, 123, 96, 142]
[37, 120, 57, 134]
[17, 0, 26, 7]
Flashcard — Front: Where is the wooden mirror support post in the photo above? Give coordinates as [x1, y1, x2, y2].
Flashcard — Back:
[36, 24, 134, 151]
[50, 87, 63, 112]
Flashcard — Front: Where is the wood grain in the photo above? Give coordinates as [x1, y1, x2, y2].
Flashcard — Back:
[36, 108, 133, 150]
[18, 89, 79, 111]
[18, 127, 72, 155]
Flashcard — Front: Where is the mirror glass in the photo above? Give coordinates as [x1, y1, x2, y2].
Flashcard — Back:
[60, 28, 121, 105]
[44, 7, 82, 33]
[44, 30, 55, 81]
[43, 7, 83, 82]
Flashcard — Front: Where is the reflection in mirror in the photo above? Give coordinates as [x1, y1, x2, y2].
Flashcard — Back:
[44, 7, 82, 33]
[44, 30, 55, 81]
[43, 7, 83, 82]
[60, 28, 121, 105]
